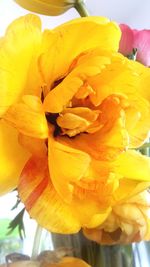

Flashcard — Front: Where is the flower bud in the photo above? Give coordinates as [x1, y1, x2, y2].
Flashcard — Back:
[84, 190, 150, 244]
[14, 0, 85, 16]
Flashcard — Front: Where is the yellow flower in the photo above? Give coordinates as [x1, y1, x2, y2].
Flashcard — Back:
[1, 14, 150, 234]
[1, 257, 90, 267]
[14, 0, 83, 16]
[43, 257, 91, 267]
[83, 190, 150, 244]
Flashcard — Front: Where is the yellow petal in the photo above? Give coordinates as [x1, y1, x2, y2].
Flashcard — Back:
[4, 95, 48, 139]
[113, 179, 150, 203]
[57, 113, 89, 129]
[73, 201, 111, 229]
[40, 17, 121, 88]
[89, 53, 150, 146]
[56, 107, 100, 137]
[15, 0, 74, 16]
[112, 150, 150, 203]
[0, 14, 42, 116]
[75, 83, 94, 99]
[19, 156, 110, 233]
[55, 257, 91, 267]
[43, 76, 83, 113]
[62, 95, 129, 161]
[89, 53, 145, 105]
[125, 97, 150, 148]
[0, 120, 29, 195]
[48, 137, 91, 202]
[91, 52, 147, 100]
[115, 150, 150, 182]
[43, 51, 109, 113]
[59, 123, 127, 162]
[139, 66, 150, 101]
[61, 107, 99, 122]
[84, 190, 150, 245]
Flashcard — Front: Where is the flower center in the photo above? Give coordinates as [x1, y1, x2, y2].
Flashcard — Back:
[45, 112, 62, 137]
[44, 77, 101, 138]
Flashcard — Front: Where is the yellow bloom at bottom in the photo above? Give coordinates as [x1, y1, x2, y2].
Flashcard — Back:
[43, 257, 91, 267]
[1, 258, 91, 267]
[83, 190, 150, 244]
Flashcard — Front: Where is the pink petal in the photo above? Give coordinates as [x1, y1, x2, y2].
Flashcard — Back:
[133, 30, 150, 66]
[119, 24, 134, 55]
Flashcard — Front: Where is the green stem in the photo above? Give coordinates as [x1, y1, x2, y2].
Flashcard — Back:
[31, 224, 43, 260]
[138, 142, 150, 150]
[75, 1, 89, 17]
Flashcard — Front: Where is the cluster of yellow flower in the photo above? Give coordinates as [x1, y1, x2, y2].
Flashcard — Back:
[0, 0, 150, 251]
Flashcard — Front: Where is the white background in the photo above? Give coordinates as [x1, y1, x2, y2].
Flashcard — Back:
[0, 0, 150, 37]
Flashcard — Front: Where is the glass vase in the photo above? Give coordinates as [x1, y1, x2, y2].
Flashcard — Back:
[2, 227, 150, 266]
[50, 232, 133, 267]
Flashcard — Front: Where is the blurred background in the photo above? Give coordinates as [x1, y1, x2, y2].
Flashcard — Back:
[0, 0, 150, 264]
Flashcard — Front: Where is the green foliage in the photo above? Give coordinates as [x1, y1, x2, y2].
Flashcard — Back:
[127, 48, 137, 61]
[7, 208, 26, 240]
[0, 219, 18, 240]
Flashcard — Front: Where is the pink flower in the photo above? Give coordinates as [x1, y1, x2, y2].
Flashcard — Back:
[119, 24, 150, 66]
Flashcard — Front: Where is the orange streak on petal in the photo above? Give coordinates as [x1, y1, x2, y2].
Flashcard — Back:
[19, 156, 49, 210]
[18, 133, 47, 157]
[25, 175, 48, 210]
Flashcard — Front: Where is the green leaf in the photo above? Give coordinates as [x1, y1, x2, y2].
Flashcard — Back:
[7, 208, 26, 240]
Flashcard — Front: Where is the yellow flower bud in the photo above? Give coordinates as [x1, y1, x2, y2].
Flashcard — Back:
[84, 190, 150, 244]
[14, 0, 85, 16]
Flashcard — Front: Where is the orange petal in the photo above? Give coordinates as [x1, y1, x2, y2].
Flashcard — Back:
[0, 14, 42, 116]
[56, 257, 91, 267]
[48, 137, 91, 202]
[18, 156, 81, 233]
[4, 95, 48, 138]
[56, 107, 100, 137]
[18, 133, 47, 156]
[19, 156, 110, 233]
[61, 107, 99, 122]
[57, 112, 90, 137]
[94, 95, 129, 156]
[0, 120, 29, 195]
[60, 95, 129, 161]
